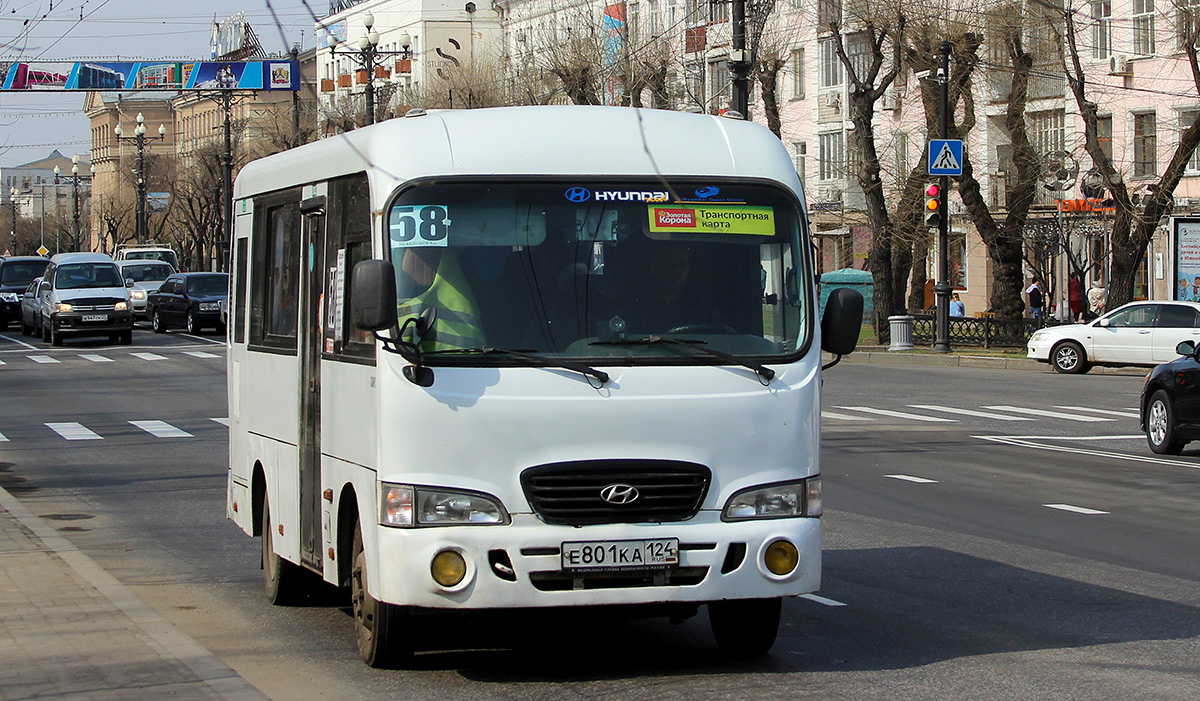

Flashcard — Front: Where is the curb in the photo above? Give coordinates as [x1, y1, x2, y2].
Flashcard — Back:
[827, 349, 1147, 376]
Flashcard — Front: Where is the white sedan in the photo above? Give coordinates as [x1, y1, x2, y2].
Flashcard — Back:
[1027, 300, 1200, 373]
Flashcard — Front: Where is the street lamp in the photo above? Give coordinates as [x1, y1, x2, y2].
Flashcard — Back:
[54, 156, 95, 252]
[329, 11, 412, 125]
[114, 113, 166, 244]
[7, 187, 17, 256]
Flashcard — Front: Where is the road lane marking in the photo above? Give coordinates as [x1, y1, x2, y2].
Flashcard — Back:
[130, 352, 167, 361]
[885, 474, 938, 483]
[129, 420, 193, 438]
[0, 432, 7, 441]
[1044, 503, 1109, 515]
[210, 417, 229, 426]
[1053, 405, 1140, 418]
[182, 351, 220, 359]
[908, 405, 1036, 421]
[79, 354, 113, 363]
[0, 334, 40, 350]
[27, 355, 59, 364]
[983, 405, 1114, 422]
[838, 407, 956, 422]
[975, 435, 1195, 467]
[801, 593, 847, 607]
[822, 411, 874, 421]
[45, 422, 101, 440]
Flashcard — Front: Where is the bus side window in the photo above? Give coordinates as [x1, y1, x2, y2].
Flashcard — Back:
[233, 238, 248, 344]
[249, 194, 301, 351]
[324, 173, 375, 360]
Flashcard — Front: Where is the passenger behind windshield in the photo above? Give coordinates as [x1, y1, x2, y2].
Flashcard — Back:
[56, 263, 123, 289]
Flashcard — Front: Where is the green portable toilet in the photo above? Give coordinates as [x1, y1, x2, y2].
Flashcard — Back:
[819, 268, 873, 318]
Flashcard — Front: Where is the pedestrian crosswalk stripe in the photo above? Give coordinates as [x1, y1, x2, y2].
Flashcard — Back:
[886, 474, 938, 483]
[45, 422, 102, 440]
[130, 352, 167, 361]
[0, 432, 7, 442]
[1053, 405, 1140, 419]
[1044, 503, 1109, 515]
[183, 351, 221, 359]
[983, 405, 1114, 422]
[908, 405, 1036, 421]
[0, 359, 5, 365]
[838, 406, 957, 422]
[801, 593, 847, 607]
[79, 354, 114, 363]
[210, 417, 230, 426]
[822, 411, 874, 421]
[28, 355, 59, 364]
[129, 420, 193, 438]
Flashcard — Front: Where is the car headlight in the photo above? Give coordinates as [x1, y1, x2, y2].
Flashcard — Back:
[380, 483, 509, 527]
[722, 477, 821, 521]
[130, 290, 146, 300]
[0, 292, 18, 303]
[199, 302, 220, 311]
[1030, 330, 1048, 342]
[114, 301, 128, 311]
[57, 302, 72, 313]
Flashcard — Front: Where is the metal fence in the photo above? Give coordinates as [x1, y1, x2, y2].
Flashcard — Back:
[874, 312, 1057, 349]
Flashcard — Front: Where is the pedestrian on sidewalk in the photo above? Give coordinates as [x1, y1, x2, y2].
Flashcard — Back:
[1087, 282, 1107, 319]
[1069, 276, 1083, 321]
[1027, 277, 1045, 319]
[949, 293, 965, 317]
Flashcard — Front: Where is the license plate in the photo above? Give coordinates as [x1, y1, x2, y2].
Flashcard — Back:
[561, 538, 679, 571]
[81, 314, 108, 322]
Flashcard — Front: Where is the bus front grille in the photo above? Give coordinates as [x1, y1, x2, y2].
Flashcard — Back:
[520, 459, 710, 525]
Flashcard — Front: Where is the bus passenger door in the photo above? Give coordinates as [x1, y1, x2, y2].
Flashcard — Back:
[298, 195, 326, 571]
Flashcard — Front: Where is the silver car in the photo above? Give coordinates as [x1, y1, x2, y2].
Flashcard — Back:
[117, 260, 175, 320]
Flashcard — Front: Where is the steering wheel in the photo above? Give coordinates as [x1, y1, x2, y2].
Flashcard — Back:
[666, 323, 738, 335]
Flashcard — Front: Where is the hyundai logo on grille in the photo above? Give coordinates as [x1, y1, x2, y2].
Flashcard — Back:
[600, 483, 640, 505]
[565, 187, 592, 202]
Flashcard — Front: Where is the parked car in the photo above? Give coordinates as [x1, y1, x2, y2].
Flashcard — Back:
[147, 272, 229, 334]
[39, 252, 134, 346]
[1026, 300, 1200, 374]
[0, 255, 49, 330]
[1141, 339, 1200, 454]
[18, 276, 43, 335]
[117, 259, 175, 320]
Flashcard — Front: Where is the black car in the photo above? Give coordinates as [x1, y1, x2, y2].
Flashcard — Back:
[147, 272, 229, 334]
[0, 256, 49, 329]
[1141, 339, 1200, 454]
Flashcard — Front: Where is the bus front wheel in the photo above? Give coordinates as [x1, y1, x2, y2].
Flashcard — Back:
[351, 522, 412, 667]
[708, 597, 782, 657]
[261, 497, 309, 606]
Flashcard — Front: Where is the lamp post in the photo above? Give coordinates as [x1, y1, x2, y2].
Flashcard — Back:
[329, 11, 412, 125]
[7, 187, 16, 255]
[54, 156, 94, 252]
[114, 113, 166, 244]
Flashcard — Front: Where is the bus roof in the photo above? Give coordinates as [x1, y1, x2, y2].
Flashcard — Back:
[233, 106, 803, 201]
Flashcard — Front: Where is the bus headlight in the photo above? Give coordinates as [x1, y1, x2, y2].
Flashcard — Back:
[722, 477, 821, 521]
[380, 483, 508, 527]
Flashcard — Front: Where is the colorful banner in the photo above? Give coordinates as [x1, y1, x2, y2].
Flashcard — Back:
[648, 205, 777, 236]
[1174, 217, 1200, 301]
[0, 60, 299, 91]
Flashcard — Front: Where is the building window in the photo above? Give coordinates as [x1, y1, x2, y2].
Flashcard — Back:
[895, 131, 909, 174]
[1180, 0, 1200, 50]
[792, 141, 807, 183]
[709, 0, 728, 23]
[819, 131, 844, 180]
[819, 37, 843, 88]
[791, 48, 806, 99]
[817, 0, 842, 26]
[648, 0, 660, 35]
[688, 0, 704, 24]
[1133, 0, 1156, 55]
[847, 32, 871, 79]
[709, 59, 731, 112]
[1092, 1, 1112, 59]
[1182, 111, 1200, 171]
[1133, 112, 1157, 177]
[1097, 115, 1113, 160]
[1029, 109, 1066, 157]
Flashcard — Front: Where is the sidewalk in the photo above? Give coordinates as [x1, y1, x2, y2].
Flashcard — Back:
[0, 487, 267, 701]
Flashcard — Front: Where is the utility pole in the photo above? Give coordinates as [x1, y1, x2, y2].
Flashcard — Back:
[932, 41, 952, 353]
[729, 0, 750, 117]
[291, 45, 301, 147]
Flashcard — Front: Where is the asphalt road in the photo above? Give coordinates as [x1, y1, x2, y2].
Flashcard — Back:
[2, 334, 1199, 699]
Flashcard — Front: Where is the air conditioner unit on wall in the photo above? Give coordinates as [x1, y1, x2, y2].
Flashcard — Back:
[824, 92, 841, 110]
[1109, 54, 1131, 76]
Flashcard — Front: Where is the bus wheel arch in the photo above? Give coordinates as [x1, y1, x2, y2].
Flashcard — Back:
[336, 485, 360, 589]
[251, 461, 267, 538]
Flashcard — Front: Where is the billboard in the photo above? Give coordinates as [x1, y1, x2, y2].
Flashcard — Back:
[0, 60, 299, 91]
[1174, 217, 1200, 301]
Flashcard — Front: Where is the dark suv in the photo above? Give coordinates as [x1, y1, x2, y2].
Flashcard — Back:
[0, 256, 49, 329]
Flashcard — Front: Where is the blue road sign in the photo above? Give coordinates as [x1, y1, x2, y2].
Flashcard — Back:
[928, 139, 964, 176]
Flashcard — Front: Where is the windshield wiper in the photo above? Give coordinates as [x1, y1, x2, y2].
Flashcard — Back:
[425, 347, 609, 384]
[590, 335, 775, 382]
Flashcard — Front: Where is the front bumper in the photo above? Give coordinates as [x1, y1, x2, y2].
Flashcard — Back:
[1026, 338, 1051, 361]
[365, 513, 821, 610]
[53, 311, 133, 337]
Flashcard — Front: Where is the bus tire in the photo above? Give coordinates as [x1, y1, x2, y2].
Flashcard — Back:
[351, 521, 412, 668]
[262, 497, 309, 606]
[708, 597, 782, 657]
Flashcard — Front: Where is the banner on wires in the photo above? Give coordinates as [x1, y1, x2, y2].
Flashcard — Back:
[0, 60, 299, 91]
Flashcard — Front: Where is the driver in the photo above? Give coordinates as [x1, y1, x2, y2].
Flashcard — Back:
[396, 247, 485, 351]
[628, 244, 725, 334]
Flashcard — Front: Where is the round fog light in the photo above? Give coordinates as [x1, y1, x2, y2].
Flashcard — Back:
[764, 540, 799, 576]
[431, 549, 467, 587]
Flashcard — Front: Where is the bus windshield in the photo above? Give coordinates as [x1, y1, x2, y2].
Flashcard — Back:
[386, 180, 808, 361]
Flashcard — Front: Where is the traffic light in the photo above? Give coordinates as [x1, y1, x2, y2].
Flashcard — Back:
[924, 183, 942, 228]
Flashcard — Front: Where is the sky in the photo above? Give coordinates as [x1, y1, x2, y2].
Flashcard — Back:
[0, 0, 322, 167]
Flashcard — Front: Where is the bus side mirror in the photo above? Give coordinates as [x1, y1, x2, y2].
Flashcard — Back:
[821, 287, 863, 356]
[351, 260, 398, 331]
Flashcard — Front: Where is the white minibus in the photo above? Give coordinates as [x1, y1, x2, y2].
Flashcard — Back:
[226, 105, 862, 667]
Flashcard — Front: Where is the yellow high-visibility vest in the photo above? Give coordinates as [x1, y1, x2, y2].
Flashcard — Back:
[396, 253, 484, 351]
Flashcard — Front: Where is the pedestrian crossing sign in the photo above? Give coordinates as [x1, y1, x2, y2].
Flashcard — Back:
[927, 139, 964, 176]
